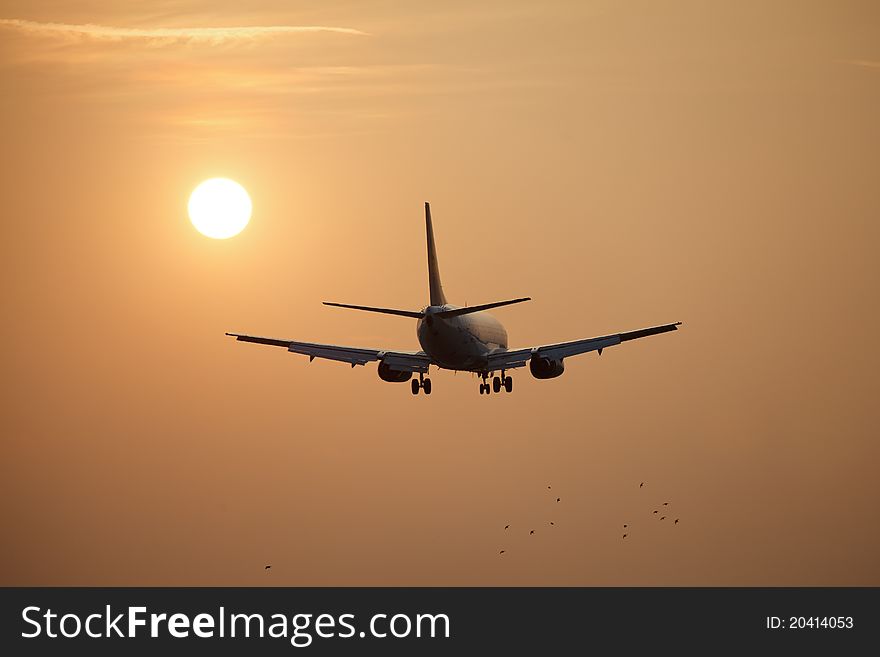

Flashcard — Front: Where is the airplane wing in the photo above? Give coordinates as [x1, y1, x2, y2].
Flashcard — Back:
[486, 322, 681, 371]
[225, 333, 431, 373]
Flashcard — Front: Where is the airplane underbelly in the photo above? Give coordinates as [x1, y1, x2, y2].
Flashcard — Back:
[417, 314, 506, 371]
[418, 322, 484, 369]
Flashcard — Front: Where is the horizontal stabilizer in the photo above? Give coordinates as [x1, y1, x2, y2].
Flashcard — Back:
[323, 302, 425, 319]
[434, 297, 531, 319]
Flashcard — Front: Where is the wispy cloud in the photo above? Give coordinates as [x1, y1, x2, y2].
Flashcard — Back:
[0, 16, 488, 141]
[840, 59, 880, 70]
[0, 18, 368, 43]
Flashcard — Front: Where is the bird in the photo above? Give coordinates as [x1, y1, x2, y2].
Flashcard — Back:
[264, 565, 271, 570]
[500, 550, 506, 554]
[653, 510, 658, 514]
[530, 530, 535, 535]
[556, 497, 561, 502]
[623, 524, 628, 528]
[663, 502, 669, 506]
[547, 486, 552, 490]
[674, 519, 679, 525]
[623, 534, 628, 538]
[639, 482, 644, 488]
[504, 525, 509, 530]
[660, 516, 666, 520]
[549, 522, 555, 526]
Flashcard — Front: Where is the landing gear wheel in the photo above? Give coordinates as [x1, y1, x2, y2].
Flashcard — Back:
[493, 376, 502, 393]
[504, 376, 513, 393]
[423, 378, 432, 395]
[411, 379, 420, 395]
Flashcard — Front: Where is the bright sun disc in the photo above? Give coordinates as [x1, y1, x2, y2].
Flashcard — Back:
[188, 178, 252, 239]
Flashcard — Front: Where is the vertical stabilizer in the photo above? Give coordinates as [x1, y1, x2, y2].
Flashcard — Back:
[424, 202, 447, 306]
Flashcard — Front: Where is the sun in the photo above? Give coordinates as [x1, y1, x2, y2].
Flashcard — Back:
[188, 178, 252, 239]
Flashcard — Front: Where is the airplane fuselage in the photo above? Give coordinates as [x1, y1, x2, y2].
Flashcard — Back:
[417, 305, 508, 371]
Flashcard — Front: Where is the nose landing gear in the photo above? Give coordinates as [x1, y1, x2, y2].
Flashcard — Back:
[411, 372, 432, 395]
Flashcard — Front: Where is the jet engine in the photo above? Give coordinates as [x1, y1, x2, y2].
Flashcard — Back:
[529, 355, 565, 379]
[378, 361, 413, 383]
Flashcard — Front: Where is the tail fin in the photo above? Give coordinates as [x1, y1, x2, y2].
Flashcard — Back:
[425, 202, 447, 306]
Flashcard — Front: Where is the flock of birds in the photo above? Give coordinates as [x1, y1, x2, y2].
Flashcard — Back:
[622, 482, 680, 539]
[499, 481, 681, 555]
[498, 485, 565, 555]
[264, 482, 682, 568]
[498, 485, 561, 555]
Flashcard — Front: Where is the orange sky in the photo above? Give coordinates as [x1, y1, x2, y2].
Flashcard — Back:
[2, 0, 879, 585]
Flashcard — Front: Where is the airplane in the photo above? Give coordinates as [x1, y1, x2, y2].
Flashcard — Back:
[227, 202, 681, 395]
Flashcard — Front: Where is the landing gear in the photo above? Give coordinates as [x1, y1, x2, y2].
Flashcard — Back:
[412, 372, 432, 395]
[478, 371, 513, 395]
